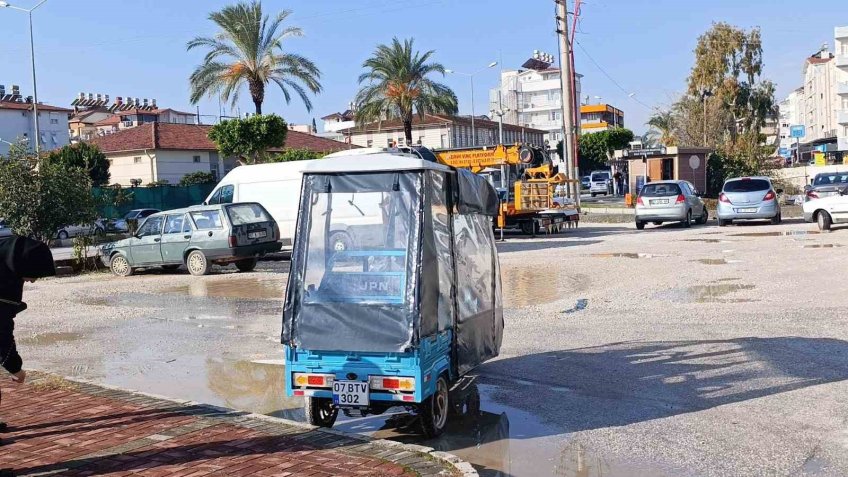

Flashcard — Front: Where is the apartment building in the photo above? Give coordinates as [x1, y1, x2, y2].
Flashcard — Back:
[0, 84, 71, 155]
[580, 103, 625, 134]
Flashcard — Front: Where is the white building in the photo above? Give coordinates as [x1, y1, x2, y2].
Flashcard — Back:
[0, 85, 71, 155]
[321, 109, 355, 133]
[777, 87, 806, 158]
[800, 27, 848, 155]
[489, 68, 582, 148]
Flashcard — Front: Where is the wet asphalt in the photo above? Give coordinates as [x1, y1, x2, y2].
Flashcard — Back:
[14, 220, 848, 477]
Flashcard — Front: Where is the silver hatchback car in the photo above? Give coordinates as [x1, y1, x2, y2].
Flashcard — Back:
[635, 180, 708, 230]
[717, 177, 782, 226]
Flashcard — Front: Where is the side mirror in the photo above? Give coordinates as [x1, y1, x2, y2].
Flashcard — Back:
[775, 188, 784, 194]
[201, 201, 208, 206]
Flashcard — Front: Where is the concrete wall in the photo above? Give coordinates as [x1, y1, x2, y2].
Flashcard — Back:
[106, 149, 225, 186]
[772, 164, 848, 190]
[154, 150, 220, 185]
[107, 151, 158, 185]
[348, 125, 453, 149]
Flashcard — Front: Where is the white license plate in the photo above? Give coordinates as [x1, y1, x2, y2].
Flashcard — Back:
[739, 208, 758, 213]
[650, 199, 669, 205]
[248, 230, 267, 239]
[332, 381, 369, 406]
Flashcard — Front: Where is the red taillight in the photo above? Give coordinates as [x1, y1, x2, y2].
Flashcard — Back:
[382, 378, 400, 390]
[675, 194, 685, 204]
[636, 196, 644, 206]
[228, 235, 237, 247]
[807, 190, 819, 199]
[402, 395, 415, 402]
[763, 190, 776, 201]
[307, 375, 325, 386]
[719, 193, 731, 204]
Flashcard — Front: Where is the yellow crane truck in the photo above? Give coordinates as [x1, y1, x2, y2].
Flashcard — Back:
[431, 144, 579, 235]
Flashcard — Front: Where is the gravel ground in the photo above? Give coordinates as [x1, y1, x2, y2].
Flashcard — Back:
[12, 220, 848, 476]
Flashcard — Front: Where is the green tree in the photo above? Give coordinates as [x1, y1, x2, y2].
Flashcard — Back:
[179, 171, 216, 186]
[187, 1, 322, 114]
[576, 128, 635, 172]
[355, 38, 458, 145]
[269, 147, 322, 162]
[44, 142, 111, 186]
[0, 160, 96, 242]
[646, 110, 677, 147]
[208, 114, 288, 164]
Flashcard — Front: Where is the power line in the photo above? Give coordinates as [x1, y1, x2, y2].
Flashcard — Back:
[574, 40, 654, 111]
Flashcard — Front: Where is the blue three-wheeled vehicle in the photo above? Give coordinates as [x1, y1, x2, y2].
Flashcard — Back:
[282, 153, 504, 437]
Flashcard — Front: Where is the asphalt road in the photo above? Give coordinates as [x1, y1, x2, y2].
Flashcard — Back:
[13, 220, 848, 477]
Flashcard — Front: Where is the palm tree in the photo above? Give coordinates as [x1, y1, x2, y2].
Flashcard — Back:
[187, 1, 322, 115]
[354, 38, 458, 145]
[647, 110, 677, 147]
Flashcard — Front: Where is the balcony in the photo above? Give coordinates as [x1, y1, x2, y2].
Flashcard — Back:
[838, 82, 848, 96]
[836, 54, 848, 70]
[838, 110, 848, 125]
[836, 26, 848, 40]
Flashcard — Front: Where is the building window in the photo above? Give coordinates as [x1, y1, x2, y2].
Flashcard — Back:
[193, 155, 201, 163]
[387, 138, 394, 147]
[50, 118, 59, 125]
[366, 140, 373, 148]
[418, 136, 424, 145]
[134, 156, 142, 164]
[551, 111, 561, 121]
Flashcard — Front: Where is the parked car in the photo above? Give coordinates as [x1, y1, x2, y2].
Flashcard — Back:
[717, 177, 782, 227]
[0, 218, 10, 237]
[100, 203, 280, 277]
[581, 175, 591, 190]
[803, 190, 848, 231]
[589, 170, 611, 197]
[56, 219, 107, 239]
[108, 209, 161, 233]
[805, 172, 848, 202]
[635, 180, 707, 230]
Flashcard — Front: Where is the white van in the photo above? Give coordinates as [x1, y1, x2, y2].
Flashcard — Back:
[203, 149, 419, 248]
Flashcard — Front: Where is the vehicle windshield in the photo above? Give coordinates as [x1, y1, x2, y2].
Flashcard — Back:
[302, 190, 415, 305]
[123, 210, 140, 219]
[724, 179, 770, 192]
[640, 183, 681, 197]
[226, 203, 272, 225]
[813, 174, 848, 186]
[591, 172, 610, 181]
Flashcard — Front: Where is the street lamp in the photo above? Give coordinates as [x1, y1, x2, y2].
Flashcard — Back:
[1, 0, 48, 155]
[701, 89, 713, 147]
[445, 61, 498, 146]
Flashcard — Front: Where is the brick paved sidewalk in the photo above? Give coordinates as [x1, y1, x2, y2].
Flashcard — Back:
[0, 374, 473, 477]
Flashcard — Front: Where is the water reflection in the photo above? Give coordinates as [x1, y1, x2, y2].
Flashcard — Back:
[206, 359, 302, 419]
[501, 267, 561, 307]
[166, 277, 284, 300]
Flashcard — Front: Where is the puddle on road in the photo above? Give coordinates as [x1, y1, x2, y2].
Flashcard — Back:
[802, 244, 844, 249]
[502, 267, 561, 307]
[18, 332, 83, 346]
[731, 230, 823, 238]
[591, 253, 659, 259]
[165, 278, 284, 300]
[656, 284, 756, 303]
[207, 359, 302, 419]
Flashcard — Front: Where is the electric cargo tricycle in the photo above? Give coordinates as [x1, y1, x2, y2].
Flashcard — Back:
[282, 153, 504, 437]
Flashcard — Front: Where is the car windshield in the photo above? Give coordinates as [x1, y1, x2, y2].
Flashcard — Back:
[226, 204, 272, 225]
[724, 179, 770, 192]
[813, 174, 848, 186]
[591, 172, 610, 181]
[640, 183, 681, 197]
[124, 210, 140, 219]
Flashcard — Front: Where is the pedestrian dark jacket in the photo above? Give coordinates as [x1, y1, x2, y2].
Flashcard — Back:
[0, 235, 55, 374]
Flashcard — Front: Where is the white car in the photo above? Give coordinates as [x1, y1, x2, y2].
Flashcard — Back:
[804, 190, 848, 231]
[56, 220, 107, 239]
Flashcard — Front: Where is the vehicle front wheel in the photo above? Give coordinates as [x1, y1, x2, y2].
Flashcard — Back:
[635, 221, 645, 230]
[682, 210, 692, 228]
[817, 211, 833, 231]
[235, 258, 257, 272]
[305, 397, 338, 428]
[57, 230, 69, 240]
[186, 250, 212, 276]
[419, 376, 450, 438]
[110, 255, 133, 277]
[328, 231, 352, 252]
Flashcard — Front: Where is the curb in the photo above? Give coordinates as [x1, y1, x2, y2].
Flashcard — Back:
[45, 373, 478, 477]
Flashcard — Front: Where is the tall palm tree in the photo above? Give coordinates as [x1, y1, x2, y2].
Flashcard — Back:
[647, 110, 677, 147]
[354, 38, 458, 145]
[187, 1, 322, 115]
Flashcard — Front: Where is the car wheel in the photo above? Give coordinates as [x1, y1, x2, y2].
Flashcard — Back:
[94, 227, 105, 237]
[110, 255, 133, 277]
[718, 219, 731, 227]
[57, 230, 69, 240]
[817, 211, 833, 231]
[771, 212, 781, 225]
[235, 258, 257, 272]
[682, 210, 692, 228]
[419, 375, 450, 438]
[698, 209, 709, 225]
[635, 221, 645, 230]
[186, 250, 212, 276]
[305, 397, 338, 428]
[328, 231, 353, 252]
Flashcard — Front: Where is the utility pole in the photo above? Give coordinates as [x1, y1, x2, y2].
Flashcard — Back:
[556, 0, 578, 205]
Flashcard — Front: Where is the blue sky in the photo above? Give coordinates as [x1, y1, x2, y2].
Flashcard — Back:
[1, 0, 847, 135]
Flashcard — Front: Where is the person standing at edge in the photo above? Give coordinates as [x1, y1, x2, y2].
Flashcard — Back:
[0, 234, 55, 449]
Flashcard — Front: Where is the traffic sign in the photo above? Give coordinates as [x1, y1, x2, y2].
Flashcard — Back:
[790, 125, 805, 138]
[688, 155, 701, 170]
[778, 148, 791, 158]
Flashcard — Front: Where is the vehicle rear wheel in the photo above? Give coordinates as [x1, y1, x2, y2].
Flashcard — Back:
[771, 211, 782, 225]
[110, 255, 133, 277]
[161, 264, 180, 271]
[682, 210, 692, 228]
[328, 231, 353, 252]
[186, 250, 212, 276]
[305, 397, 338, 428]
[57, 230, 69, 240]
[235, 258, 257, 272]
[817, 211, 832, 231]
[635, 221, 645, 230]
[698, 209, 709, 225]
[520, 221, 539, 235]
[419, 376, 449, 438]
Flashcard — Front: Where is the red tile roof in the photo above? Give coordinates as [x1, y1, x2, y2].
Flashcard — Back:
[94, 115, 121, 126]
[0, 100, 72, 113]
[807, 57, 832, 65]
[88, 122, 355, 155]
